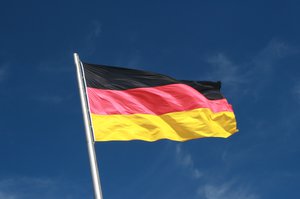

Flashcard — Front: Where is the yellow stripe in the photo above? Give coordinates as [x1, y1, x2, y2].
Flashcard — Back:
[91, 108, 237, 142]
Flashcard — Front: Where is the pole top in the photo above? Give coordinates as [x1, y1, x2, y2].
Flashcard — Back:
[73, 53, 80, 63]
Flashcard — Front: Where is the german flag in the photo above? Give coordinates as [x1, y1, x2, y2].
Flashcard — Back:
[82, 63, 237, 142]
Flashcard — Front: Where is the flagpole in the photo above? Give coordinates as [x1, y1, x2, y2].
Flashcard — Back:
[74, 53, 103, 199]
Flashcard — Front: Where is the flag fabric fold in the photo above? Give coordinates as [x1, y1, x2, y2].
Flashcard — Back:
[82, 63, 237, 142]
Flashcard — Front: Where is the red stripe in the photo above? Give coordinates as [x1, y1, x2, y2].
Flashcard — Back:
[87, 83, 233, 115]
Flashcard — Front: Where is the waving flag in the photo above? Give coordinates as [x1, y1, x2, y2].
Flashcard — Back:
[82, 63, 237, 142]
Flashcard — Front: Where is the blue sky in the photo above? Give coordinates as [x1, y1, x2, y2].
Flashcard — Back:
[1, 0, 300, 198]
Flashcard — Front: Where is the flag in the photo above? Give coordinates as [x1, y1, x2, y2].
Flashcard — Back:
[82, 63, 237, 142]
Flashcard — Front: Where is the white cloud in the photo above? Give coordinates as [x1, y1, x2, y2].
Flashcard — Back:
[175, 145, 260, 199]
[205, 39, 297, 97]
[175, 144, 203, 179]
[112, 50, 145, 70]
[0, 191, 16, 199]
[83, 20, 102, 54]
[294, 83, 300, 102]
[0, 177, 52, 187]
[253, 40, 293, 70]
[127, 53, 142, 68]
[0, 68, 5, 80]
[0, 64, 8, 82]
[206, 53, 244, 86]
[0, 176, 89, 199]
[198, 181, 259, 199]
[205, 53, 248, 95]
[0, 177, 51, 199]
[92, 21, 102, 37]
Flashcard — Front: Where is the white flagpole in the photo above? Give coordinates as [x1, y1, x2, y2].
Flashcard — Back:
[73, 53, 103, 199]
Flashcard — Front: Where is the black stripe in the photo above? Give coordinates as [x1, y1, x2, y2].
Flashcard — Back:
[82, 63, 224, 100]
[180, 80, 224, 100]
